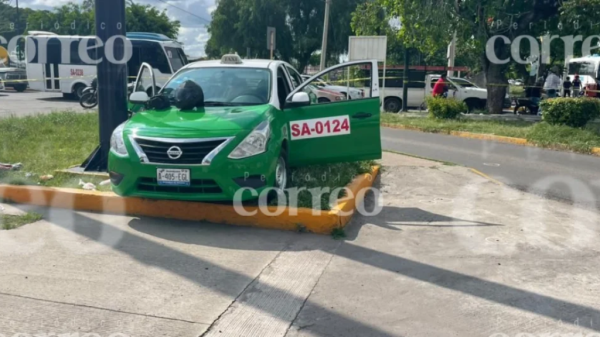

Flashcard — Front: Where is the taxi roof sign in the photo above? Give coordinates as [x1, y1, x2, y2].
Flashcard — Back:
[221, 54, 243, 65]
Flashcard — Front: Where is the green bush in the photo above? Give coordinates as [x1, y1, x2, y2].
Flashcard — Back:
[426, 97, 467, 119]
[541, 98, 600, 128]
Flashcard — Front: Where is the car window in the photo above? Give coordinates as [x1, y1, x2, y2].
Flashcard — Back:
[296, 62, 372, 105]
[277, 66, 292, 107]
[286, 65, 304, 89]
[161, 67, 271, 106]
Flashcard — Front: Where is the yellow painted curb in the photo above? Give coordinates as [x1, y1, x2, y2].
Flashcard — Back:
[0, 166, 379, 235]
[469, 168, 503, 186]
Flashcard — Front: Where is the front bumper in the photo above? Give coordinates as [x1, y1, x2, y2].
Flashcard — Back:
[108, 137, 280, 202]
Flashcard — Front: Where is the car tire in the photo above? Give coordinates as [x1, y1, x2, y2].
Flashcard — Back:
[464, 98, 482, 113]
[318, 97, 331, 103]
[274, 149, 289, 191]
[384, 97, 402, 113]
[14, 84, 27, 93]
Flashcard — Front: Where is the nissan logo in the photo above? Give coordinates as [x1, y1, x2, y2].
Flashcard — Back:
[167, 146, 183, 160]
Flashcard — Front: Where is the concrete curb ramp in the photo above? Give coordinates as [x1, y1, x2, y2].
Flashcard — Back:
[382, 123, 600, 155]
[0, 166, 379, 235]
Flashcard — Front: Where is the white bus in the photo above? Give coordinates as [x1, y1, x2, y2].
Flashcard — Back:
[26, 32, 187, 98]
[566, 55, 600, 89]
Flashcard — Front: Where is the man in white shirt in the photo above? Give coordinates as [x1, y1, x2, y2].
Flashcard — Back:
[544, 66, 561, 98]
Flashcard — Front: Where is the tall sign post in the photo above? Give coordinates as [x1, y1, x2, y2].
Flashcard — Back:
[82, 0, 129, 172]
[348, 36, 388, 111]
[267, 27, 276, 60]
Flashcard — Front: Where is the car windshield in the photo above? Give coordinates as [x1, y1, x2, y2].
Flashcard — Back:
[450, 77, 478, 88]
[161, 67, 271, 106]
[164, 47, 188, 72]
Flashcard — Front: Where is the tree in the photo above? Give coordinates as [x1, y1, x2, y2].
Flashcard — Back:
[24, 1, 180, 38]
[206, 0, 363, 73]
[380, 0, 561, 113]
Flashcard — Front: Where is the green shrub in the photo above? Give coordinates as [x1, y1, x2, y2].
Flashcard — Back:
[541, 98, 600, 128]
[426, 97, 467, 119]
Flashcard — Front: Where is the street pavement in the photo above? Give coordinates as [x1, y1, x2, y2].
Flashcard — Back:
[382, 126, 600, 210]
[0, 89, 85, 117]
[2, 152, 600, 337]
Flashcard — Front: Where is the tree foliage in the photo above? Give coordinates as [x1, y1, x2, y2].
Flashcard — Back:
[206, 0, 363, 73]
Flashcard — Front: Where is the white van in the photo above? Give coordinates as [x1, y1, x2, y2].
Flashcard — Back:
[26, 32, 187, 98]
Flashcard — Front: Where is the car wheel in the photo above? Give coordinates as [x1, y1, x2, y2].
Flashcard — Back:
[274, 150, 289, 191]
[318, 97, 331, 103]
[384, 97, 402, 113]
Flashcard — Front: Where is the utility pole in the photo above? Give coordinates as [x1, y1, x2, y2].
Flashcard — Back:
[402, 48, 409, 112]
[319, 0, 331, 71]
[15, 0, 22, 62]
[447, 32, 456, 77]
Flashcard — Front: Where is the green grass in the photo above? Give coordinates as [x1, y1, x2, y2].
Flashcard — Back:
[2, 212, 43, 230]
[0, 111, 102, 189]
[0, 111, 375, 209]
[382, 114, 600, 154]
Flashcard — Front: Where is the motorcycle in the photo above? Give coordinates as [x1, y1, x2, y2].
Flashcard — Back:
[79, 78, 98, 109]
[513, 97, 540, 115]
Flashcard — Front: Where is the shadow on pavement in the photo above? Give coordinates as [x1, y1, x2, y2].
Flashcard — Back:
[36, 96, 76, 103]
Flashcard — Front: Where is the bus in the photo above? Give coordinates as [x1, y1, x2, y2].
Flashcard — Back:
[25, 32, 188, 98]
[566, 55, 600, 89]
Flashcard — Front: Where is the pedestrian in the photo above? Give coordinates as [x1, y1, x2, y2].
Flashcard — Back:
[544, 66, 561, 98]
[528, 78, 544, 115]
[563, 76, 572, 97]
[572, 74, 582, 97]
[432, 73, 448, 97]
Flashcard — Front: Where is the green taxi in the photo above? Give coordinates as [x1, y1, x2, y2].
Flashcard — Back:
[108, 55, 382, 201]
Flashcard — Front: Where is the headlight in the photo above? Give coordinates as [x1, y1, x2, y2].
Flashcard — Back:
[228, 121, 270, 159]
[110, 123, 128, 156]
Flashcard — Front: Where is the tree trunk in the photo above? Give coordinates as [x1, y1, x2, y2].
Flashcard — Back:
[483, 42, 509, 114]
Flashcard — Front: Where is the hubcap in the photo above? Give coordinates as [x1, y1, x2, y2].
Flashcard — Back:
[275, 157, 287, 190]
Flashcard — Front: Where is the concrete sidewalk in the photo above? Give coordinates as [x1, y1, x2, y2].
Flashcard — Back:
[1, 152, 600, 337]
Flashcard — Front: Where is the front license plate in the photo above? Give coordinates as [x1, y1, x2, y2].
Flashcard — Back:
[157, 169, 190, 186]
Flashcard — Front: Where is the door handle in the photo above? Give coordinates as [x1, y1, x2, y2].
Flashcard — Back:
[352, 112, 372, 119]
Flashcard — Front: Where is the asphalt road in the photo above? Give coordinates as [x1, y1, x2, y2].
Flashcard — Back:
[0, 89, 84, 117]
[382, 126, 600, 209]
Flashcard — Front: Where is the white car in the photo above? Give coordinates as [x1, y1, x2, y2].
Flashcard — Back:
[301, 75, 364, 100]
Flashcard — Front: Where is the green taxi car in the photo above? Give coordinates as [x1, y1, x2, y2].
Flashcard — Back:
[108, 55, 382, 201]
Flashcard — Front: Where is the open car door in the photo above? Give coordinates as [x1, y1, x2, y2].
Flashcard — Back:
[283, 60, 382, 166]
[129, 62, 156, 113]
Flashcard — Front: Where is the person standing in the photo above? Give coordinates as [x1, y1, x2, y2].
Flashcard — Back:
[563, 76, 572, 97]
[544, 66, 561, 98]
[572, 75, 582, 97]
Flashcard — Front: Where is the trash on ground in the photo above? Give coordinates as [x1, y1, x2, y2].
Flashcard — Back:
[99, 179, 111, 186]
[0, 162, 23, 171]
[39, 175, 54, 181]
[25, 172, 34, 178]
[79, 179, 96, 191]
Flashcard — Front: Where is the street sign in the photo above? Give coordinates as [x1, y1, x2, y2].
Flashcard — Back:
[267, 27, 276, 50]
[348, 36, 387, 62]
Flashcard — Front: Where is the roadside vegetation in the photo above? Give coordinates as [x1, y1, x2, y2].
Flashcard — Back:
[0, 111, 375, 210]
[382, 114, 600, 154]
[1, 212, 43, 230]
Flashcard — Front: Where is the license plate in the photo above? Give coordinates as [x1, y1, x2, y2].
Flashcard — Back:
[290, 115, 351, 140]
[157, 169, 190, 186]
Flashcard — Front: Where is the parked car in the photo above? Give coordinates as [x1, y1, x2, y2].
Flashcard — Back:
[306, 84, 347, 103]
[109, 55, 382, 201]
[0, 63, 28, 92]
[301, 75, 364, 100]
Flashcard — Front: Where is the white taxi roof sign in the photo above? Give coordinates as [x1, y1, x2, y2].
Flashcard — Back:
[221, 54, 243, 65]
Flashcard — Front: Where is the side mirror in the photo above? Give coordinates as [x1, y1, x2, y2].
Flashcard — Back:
[285, 92, 311, 108]
[130, 92, 149, 104]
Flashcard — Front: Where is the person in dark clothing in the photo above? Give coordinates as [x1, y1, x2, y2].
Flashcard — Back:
[572, 75, 582, 96]
[563, 76, 572, 97]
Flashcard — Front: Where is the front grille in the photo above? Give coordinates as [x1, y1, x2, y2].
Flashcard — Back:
[6, 73, 24, 80]
[134, 138, 226, 165]
[137, 177, 222, 194]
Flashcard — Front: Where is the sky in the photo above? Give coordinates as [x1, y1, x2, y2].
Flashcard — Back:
[15, 0, 215, 57]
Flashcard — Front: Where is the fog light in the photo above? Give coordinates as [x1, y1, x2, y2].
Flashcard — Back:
[109, 171, 124, 186]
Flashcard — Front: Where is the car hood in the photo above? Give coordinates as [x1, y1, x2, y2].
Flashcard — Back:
[125, 104, 272, 138]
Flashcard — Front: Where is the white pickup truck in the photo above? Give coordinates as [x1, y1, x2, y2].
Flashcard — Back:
[382, 74, 509, 112]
